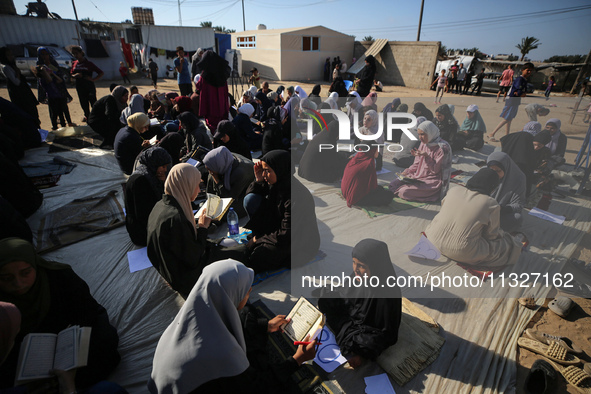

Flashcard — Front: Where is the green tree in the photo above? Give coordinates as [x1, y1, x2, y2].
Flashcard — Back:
[516, 36, 541, 61]
[544, 54, 585, 63]
[362, 36, 375, 43]
[213, 26, 236, 33]
[200, 21, 213, 28]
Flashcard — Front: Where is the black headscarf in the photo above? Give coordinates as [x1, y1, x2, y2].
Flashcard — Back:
[298, 121, 345, 182]
[327, 239, 402, 360]
[412, 102, 434, 122]
[178, 111, 212, 151]
[533, 130, 552, 145]
[466, 167, 500, 195]
[133, 146, 172, 196]
[310, 84, 321, 96]
[197, 50, 231, 88]
[260, 150, 291, 197]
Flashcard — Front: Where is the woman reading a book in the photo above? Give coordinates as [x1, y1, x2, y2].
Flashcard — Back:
[113, 112, 152, 175]
[318, 239, 402, 369]
[149, 259, 317, 394]
[0, 238, 121, 390]
[125, 147, 172, 246]
[486, 152, 526, 232]
[341, 146, 394, 207]
[147, 164, 246, 298]
[244, 150, 320, 272]
[203, 146, 254, 219]
[388, 121, 452, 202]
[424, 168, 523, 268]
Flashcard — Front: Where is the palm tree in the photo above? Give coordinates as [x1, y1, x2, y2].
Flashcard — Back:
[516, 36, 541, 61]
[200, 21, 213, 28]
[363, 36, 375, 43]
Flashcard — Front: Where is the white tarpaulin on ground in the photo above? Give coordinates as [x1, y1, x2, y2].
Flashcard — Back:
[19, 132, 591, 393]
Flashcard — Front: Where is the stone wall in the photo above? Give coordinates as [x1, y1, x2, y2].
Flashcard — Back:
[353, 40, 440, 89]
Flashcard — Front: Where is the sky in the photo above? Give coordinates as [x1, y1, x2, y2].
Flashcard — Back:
[13, 0, 591, 61]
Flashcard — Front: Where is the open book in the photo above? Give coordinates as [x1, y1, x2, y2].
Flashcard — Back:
[281, 297, 325, 343]
[194, 193, 234, 221]
[396, 172, 424, 184]
[15, 326, 91, 384]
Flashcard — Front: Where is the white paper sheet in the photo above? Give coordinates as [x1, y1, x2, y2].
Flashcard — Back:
[127, 247, 153, 273]
[405, 234, 441, 260]
[529, 207, 565, 225]
[376, 168, 391, 175]
[313, 327, 347, 373]
[150, 118, 160, 126]
[365, 373, 396, 394]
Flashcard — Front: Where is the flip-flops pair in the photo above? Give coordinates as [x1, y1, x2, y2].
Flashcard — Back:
[524, 358, 591, 394]
[524, 329, 583, 354]
[518, 338, 581, 365]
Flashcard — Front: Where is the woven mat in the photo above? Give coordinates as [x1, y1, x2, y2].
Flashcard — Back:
[36, 190, 125, 253]
[376, 298, 445, 386]
[251, 300, 343, 394]
[338, 189, 427, 218]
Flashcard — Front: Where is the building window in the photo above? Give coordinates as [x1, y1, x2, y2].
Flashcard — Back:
[237, 36, 256, 48]
[302, 36, 319, 51]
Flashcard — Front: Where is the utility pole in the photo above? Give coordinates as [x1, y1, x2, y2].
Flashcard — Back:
[71, 0, 81, 45]
[178, 0, 182, 26]
[241, 0, 246, 31]
[570, 48, 591, 94]
[416, 0, 425, 41]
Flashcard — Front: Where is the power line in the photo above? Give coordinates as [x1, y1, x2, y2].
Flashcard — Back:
[346, 4, 591, 33]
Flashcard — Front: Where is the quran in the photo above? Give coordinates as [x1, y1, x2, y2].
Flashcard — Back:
[281, 297, 325, 342]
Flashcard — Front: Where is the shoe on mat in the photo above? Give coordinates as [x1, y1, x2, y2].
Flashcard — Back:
[525, 329, 583, 354]
[548, 296, 575, 318]
[518, 338, 581, 365]
[524, 359, 556, 394]
[543, 357, 591, 394]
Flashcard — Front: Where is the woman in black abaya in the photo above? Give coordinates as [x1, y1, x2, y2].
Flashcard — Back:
[318, 239, 402, 369]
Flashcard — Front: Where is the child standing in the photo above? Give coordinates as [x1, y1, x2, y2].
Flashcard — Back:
[36, 65, 74, 130]
[545, 75, 555, 100]
[431, 70, 448, 104]
[489, 62, 535, 142]
[119, 61, 131, 84]
[249, 67, 261, 89]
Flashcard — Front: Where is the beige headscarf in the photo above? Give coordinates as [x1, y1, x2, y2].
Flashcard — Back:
[164, 163, 201, 230]
[127, 112, 150, 132]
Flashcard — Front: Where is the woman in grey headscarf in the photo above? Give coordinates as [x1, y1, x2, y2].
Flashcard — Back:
[148, 259, 317, 394]
[120, 93, 146, 124]
[203, 146, 255, 218]
[487, 151, 526, 232]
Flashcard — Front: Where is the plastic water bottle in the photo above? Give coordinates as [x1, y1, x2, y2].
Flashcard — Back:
[227, 208, 239, 242]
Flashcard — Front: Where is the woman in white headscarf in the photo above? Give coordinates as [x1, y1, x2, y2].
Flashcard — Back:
[388, 121, 452, 202]
[120, 93, 146, 124]
[324, 91, 339, 110]
[294, 85, 307, 99]
[146, 164, 244, 298]
[148, 259, 317, 394]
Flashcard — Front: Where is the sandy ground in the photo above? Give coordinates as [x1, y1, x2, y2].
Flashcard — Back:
[3, 75, 591, 393]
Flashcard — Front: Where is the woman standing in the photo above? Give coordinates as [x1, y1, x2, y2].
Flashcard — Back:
[194, 50, 231, 131]
[0, 47, 39, 126]
[356, 55, 377, 97]
[70, 46, 104, 122]
[37, 47, 75, 128]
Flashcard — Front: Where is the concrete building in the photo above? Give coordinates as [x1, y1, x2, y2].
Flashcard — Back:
[353, 40, 440, 90]
[231, 26, 354, 81]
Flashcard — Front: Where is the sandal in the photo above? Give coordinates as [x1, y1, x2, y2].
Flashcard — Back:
[518, 338, 581, 365]
[525, 329, 583, 354]
[489, 136, 500, 142]
[543, 358, 591, 393]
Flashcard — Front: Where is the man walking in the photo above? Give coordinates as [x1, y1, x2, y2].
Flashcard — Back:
[174, 46, 192, 96]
